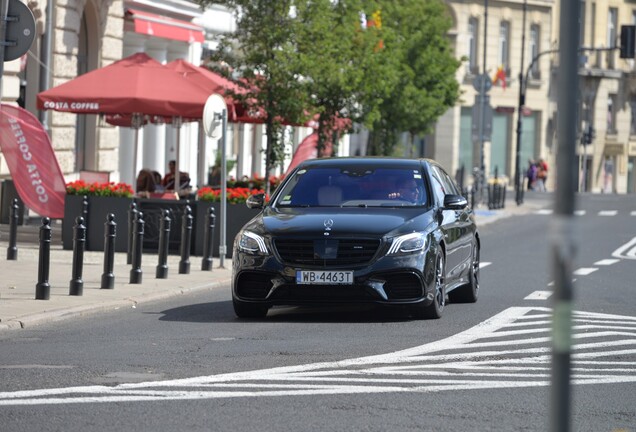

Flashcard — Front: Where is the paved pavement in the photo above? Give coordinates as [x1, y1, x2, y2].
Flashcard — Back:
[0, 192, 549, 331]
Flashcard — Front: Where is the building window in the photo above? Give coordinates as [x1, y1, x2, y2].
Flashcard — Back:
[498, 21, 510, 73]
[580, 1, 586, 47]
[529, 24, 540, 79]
[630, 96, 636, 135]
[468, 17, 479, 74]
[607, 7, 618, 68]
[607, 94, 617, 134]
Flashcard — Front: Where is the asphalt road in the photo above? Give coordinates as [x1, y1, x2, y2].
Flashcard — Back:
[0, 193, 634, 432]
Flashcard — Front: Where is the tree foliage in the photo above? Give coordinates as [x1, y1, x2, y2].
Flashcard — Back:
[196, 0, 461, 164]
[365, 0, 461, 155]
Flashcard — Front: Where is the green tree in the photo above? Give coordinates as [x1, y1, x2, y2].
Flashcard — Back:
[196, 0, 461, 167]
[293, 1, 393, 154]
[366, 0, 461, 156]
[198, 1, 310, 193]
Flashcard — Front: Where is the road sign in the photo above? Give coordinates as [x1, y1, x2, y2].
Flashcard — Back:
[3, 0, 35, 61]
[473, 73, 492, 93]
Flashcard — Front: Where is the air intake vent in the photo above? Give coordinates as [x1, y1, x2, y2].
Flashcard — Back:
[383, 273, 423, 299]
[236, 272, 273, 299]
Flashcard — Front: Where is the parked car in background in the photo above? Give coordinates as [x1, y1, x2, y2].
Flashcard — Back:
[231, 157, 480, 319]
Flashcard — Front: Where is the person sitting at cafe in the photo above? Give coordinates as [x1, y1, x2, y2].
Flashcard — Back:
[136, 168, 157, 197]
[161, 160, 191, 192]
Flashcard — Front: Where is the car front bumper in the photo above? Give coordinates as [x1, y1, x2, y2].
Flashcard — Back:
[232, 248, 438, 307]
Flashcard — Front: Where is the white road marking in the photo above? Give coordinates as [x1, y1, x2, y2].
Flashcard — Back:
[612, 236, 636, 260]
[479, 262, 492, 269]
[535, 209, 553, 215]
[598, 210, 617, 216]
[574, 210, 586, 216]
[631, 211, 636, 216]
[573, 268, 598, 276]
[547, 279, 577, 287]
[0, 307, 635, 406]
[524, 291, 552, 300]
[593, 259, 619, 266]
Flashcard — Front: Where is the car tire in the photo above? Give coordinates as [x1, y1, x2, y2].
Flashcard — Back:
[233, 298, 269, 319]
[449, 240, 480, 303]
[412, 254, 445, 320]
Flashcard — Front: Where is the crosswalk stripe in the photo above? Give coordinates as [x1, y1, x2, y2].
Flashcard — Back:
[0, 307, 634, 405]
[535, 209, 553, 215]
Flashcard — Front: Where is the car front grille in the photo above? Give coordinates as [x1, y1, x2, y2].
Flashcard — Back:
[274, 238, 380, 266]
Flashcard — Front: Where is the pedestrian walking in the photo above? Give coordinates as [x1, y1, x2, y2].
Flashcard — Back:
[526, 159, 537, 191]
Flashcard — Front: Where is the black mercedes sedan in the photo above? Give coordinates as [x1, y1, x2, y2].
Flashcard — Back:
[231, 157, 480, 320]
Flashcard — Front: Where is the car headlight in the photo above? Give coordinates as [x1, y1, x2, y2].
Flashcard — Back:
[238, 231, 269, 254]
[387, 232, 427, 255]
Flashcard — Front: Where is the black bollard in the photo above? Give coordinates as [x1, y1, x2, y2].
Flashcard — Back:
[6, 198, 19, 260]
[35, 217, 52, 300]
[69, 216, 86, 296]
[178, 205, 193, 274]
[129, 211, 144, 284]
[201, 206, 215, 271]
[82, 195, 89, 250]
[101, 213, 116, 289]
[156, 209, 171, 279]
[127, 201, 138, 265]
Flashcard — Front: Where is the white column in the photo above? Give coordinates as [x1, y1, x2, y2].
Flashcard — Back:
[144, 44, 168, 175]
[119, 39, 146, 186]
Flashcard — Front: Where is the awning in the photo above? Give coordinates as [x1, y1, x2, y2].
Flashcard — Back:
[125, 9, 204, 44]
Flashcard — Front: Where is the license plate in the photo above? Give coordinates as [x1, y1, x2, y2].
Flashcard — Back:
[296, 270, 353, 285]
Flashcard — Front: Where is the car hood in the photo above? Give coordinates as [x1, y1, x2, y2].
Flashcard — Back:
[245, 207, 435, 237]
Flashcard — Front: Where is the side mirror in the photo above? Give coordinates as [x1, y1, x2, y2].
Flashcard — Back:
[246, 193, 266, 209]
[443, 194, 468, 210]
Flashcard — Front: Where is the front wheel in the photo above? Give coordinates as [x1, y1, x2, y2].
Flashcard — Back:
[233, 298, 269, 319]
[411, 254, 446, 320]
[449, 241, 480, 303]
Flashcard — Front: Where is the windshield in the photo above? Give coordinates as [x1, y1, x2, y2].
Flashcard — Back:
[273, 166, 429, 208]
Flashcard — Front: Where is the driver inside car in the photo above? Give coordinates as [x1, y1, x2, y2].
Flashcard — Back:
[389, 177, 421, 203]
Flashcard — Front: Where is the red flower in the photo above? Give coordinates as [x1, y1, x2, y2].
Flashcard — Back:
[66, 180, 134, 198]
[197, 187, 268, 203]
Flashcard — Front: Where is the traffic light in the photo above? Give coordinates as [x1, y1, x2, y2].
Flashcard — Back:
[620, 25, 636, 59]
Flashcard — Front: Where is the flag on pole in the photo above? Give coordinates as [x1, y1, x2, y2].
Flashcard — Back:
[0, 104, 66, 218]
[492, 65, 507, 90]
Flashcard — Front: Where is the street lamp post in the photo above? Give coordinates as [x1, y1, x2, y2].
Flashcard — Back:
[514, 0, 527, 206]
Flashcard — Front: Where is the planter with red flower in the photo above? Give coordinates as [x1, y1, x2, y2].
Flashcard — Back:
[63, 180, 134, 252]
[194, 187, 266, 257]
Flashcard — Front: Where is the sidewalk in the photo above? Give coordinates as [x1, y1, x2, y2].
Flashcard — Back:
[0, 193, 548, 331]
[0, 221, 232, 331]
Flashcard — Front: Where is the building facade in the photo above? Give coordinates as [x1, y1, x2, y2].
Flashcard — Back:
[428, 0, 555, 191]
[1, 0, 635, 197]
[570, 0, 636, 193]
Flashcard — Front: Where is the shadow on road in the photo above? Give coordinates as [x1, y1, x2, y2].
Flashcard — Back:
[158, 301, 416, 324]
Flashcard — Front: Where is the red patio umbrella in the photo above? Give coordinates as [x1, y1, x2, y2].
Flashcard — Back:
[37, 52, 211, 119]
[166, 59, 239, 121]
[37, 52, 213, 188]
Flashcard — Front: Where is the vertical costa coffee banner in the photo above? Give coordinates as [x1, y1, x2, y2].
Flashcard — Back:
[0, 104, 66, 218]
